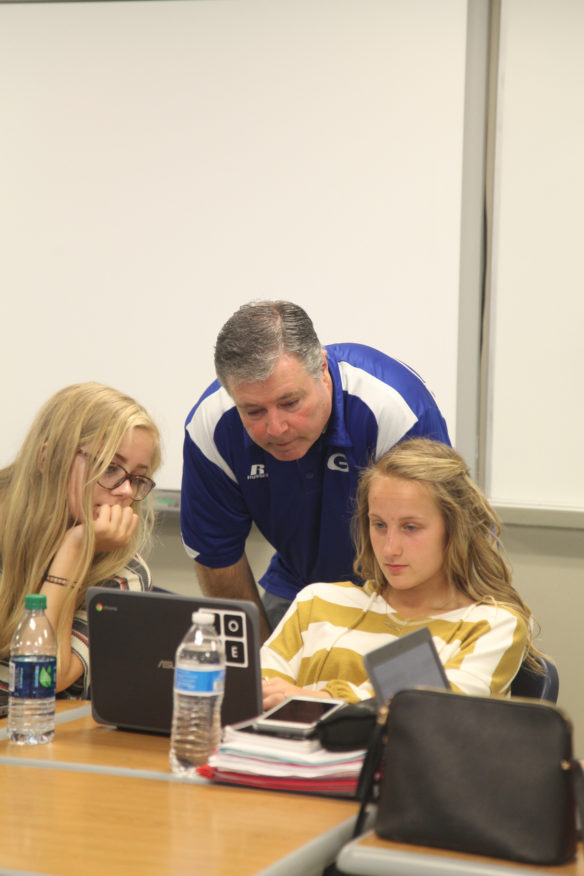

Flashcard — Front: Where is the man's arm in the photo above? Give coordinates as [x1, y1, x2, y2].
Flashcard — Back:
[194, 554, 272, 644]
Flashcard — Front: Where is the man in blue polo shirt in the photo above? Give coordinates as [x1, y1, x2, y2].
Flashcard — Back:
[181, 300, 450, 642]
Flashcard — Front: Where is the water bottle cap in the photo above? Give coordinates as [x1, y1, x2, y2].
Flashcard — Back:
[24, 594, 47, 610]
[191, 610, 215, 626]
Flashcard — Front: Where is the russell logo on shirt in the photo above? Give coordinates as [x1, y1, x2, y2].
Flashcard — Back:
[247, 464, 268, 480]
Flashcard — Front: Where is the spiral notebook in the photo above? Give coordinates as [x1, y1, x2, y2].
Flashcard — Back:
[86, 588, 263, 734]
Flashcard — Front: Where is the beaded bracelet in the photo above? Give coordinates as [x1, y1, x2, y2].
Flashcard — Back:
[43, 574, 73, 587]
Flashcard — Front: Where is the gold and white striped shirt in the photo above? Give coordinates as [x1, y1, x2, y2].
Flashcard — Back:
[261, 580, 528, 702]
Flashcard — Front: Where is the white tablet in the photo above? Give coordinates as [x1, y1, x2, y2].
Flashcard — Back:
[245, 695, 346, 739]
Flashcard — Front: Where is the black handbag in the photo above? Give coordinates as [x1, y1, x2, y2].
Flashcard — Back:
[372, 688, 584, 866]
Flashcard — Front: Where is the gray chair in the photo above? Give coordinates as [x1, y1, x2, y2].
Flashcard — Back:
[510, 656, 559, 703]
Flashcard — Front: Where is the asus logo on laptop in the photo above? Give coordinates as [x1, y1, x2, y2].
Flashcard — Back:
[157, 660, 174, 671]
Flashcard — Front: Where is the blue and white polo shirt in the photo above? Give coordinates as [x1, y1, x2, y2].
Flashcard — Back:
[180, 343, 450, 600]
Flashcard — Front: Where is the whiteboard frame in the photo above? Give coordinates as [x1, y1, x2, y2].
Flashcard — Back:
[482, 0, 584, 522]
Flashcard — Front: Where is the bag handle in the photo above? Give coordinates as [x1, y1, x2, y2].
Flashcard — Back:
[353, 703, 390, 837]
[571, 759, 584, 835]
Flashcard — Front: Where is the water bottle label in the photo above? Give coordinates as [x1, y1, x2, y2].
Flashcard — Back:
[174, 666, 225, 695]
[9, 657, 57, 699]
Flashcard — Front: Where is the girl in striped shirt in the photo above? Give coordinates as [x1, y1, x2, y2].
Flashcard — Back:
[261, 438, 541, 710]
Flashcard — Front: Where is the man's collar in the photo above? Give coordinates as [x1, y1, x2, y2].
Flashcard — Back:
[321, 348, 352, 448]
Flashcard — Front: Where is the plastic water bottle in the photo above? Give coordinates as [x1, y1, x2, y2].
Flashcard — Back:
[8, 593, 57, 745]
[169, 610, 225, 776]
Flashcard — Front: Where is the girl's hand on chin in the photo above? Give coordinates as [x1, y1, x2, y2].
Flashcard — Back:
[92, 503, 138, 552]
[61, 504, 137, 555]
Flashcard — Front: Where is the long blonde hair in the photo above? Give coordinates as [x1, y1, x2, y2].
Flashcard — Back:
[353, 438, 542, 670]
[0, 382, 161, 657]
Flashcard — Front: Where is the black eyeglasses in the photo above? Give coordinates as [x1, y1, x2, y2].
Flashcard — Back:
[78, 451, 156, 501]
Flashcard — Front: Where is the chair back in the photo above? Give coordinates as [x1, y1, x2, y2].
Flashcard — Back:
[510, 656, 559, 703]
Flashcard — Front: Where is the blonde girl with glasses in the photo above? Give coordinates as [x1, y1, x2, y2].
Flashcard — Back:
[0, 383, 161, 697]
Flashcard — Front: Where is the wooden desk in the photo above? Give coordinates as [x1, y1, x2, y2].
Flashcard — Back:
[0, 703, 358, 875]
[1, 703, 173, 775]
[336, 831, 584, 876]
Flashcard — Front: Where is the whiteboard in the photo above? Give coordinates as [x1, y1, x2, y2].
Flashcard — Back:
[0, 0, 471, 492]
[485, 0, 584, 513]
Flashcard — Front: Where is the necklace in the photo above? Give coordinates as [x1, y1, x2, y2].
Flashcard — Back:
[381, 584, 470, 620]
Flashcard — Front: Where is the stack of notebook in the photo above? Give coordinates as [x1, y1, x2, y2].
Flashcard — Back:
[198, 723, 366, 797]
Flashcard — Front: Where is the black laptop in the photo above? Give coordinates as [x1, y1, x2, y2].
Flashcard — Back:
[86, 588, 263, 734]
[363, 627, 450, 703]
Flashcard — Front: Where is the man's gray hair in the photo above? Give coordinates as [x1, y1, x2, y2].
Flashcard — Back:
[214, 300, 324, 388]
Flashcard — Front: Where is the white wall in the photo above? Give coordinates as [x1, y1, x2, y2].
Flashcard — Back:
[500, 523, 584, 754]
[0, 0, 472, 492]
[482, 0, 584, 748]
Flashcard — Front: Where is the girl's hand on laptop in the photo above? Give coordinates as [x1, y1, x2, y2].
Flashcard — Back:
[261, 676, 332, 712]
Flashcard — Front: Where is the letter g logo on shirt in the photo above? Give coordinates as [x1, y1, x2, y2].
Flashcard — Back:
[327, 453, 349, 472]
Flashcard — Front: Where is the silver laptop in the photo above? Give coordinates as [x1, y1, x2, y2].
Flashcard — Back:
[86, 588, 263, 734]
